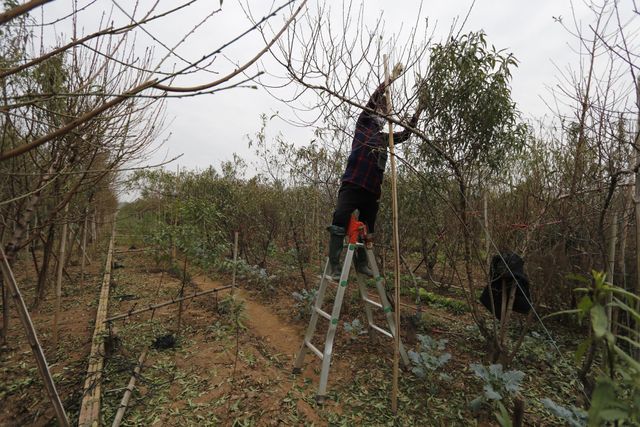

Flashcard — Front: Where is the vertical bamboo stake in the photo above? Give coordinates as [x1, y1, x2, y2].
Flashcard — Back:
[484, 192, 490, 269]
[0, 246, 70, 426]
[177, 256, 187, 338]
[171, 165, 179, 266]
[606, 213, 618, 327]
[617, 183, 634, 338]
[91, 207, 97, 248]
[80, 211, 88, 285]
[384, 55, 402, 414]
[1, 262, 7, 346]
[33, 214, 38, 250]
[53, 203, 69, 345]
[619, 191, 633, 291]
[313, 159, 319, 266]
[633, 77, 640, 354]
[232, 231, 239, 295]
[1, 224, 8, 345]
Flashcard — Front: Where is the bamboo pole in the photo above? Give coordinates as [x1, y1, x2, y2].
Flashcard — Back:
[384, 55, 402, 414]
[111, 349, 148, 427]
[105, 285, 232, 323]
[171, 166, 179, 266]
[53, 203, 69, 345]
[616, 193, 632, 338]
[634, 77, 640, 358]
[313, 160, 319, 266]
[76, 221, 91, 265]
[177, 256, 187, 337]
[633, 76, 640, 359]
[484, 192, 490, 269]
[1, 263, 8, 346]
[78, 218, 116, 427]
[232, 231, 239, 295]
[607, 213, 618, 327]
[91, 208, 97, 246]
[0, 246, 70, 426]
[80, 212, 88, 285]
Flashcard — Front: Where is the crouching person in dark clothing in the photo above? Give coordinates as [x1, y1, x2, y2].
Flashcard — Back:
[327, 80, 422, 280]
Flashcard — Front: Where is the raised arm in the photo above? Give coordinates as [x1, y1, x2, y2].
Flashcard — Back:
[365, 83, 387, 111]
[382, 106, 423, 144]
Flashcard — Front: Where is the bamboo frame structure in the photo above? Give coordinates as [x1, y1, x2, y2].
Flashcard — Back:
[104, 285, 232, 324]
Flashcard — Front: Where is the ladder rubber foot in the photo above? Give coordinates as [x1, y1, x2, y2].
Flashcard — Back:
[315, 394, 326, 405]
[292, 367, 302, 374]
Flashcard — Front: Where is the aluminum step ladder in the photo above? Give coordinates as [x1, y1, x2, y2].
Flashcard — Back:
[292, 217, 409, 403]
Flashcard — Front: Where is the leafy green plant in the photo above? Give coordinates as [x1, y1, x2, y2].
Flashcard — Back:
[218, 294, 245, 321]
[494, 401, 513, 427]
[408, 334, 452, 379]
[291, 289, 316, 320]
[553, 271, 640, 425]
[469, 363, 524, 412]
[343, 318, 366, 339]
[409, 287, 469, 314]
[541, 398, 588, 427]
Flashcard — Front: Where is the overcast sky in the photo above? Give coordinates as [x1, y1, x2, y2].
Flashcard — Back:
[35, 0, 637, 176]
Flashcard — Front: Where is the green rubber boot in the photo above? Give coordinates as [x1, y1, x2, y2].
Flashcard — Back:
[327, 225, 346, 281]
[354, 248, 374, 277]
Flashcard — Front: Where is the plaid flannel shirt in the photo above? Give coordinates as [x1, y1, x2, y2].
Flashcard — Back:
[341, 83, 414, 197]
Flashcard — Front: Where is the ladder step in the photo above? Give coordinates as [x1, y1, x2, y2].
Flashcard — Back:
[362, 297, 382, 308]
[314, 306, 331, 320]
[369, 323, 393, 338]
[305, 340, 324, 360]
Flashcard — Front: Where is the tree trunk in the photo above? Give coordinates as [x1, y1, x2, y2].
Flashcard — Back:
[34, 223, 56, 308]
[53, 203, 69, 345]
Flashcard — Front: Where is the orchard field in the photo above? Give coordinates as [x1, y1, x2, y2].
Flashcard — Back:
[1, 1, 639, 426]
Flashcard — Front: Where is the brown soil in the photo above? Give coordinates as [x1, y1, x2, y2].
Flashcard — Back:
[1, 227, 567, 426]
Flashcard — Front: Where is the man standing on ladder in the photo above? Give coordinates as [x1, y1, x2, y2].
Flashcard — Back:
[327, 69, 423, 280]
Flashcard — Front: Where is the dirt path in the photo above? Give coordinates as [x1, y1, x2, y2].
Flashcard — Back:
[192, 275, 302, 361]
[189, 274, 328, 424]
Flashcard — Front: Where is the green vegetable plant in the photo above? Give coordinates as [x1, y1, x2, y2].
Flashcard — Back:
[469, 363, 524, 413]
[408, 334, 452, 380]
[343, 318, 367, 340]
[547, 271, 640, 426]
[541, 398, 588, 427]
[291, 289, 316, 321]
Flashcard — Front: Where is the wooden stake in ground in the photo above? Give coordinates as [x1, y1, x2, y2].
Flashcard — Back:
[383, 55, 402, 415]
[177, 256, 188, 338]
[80, 211, 89, 285]
[634, 77, 640, 356]
[0, 246, 70, 426]
[484, 192, 490, 269]
[232, 231, 239, 295]
[1, 262, 8, 346]
[606, 212, 618, 327]
[53, 202, 69, 345]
